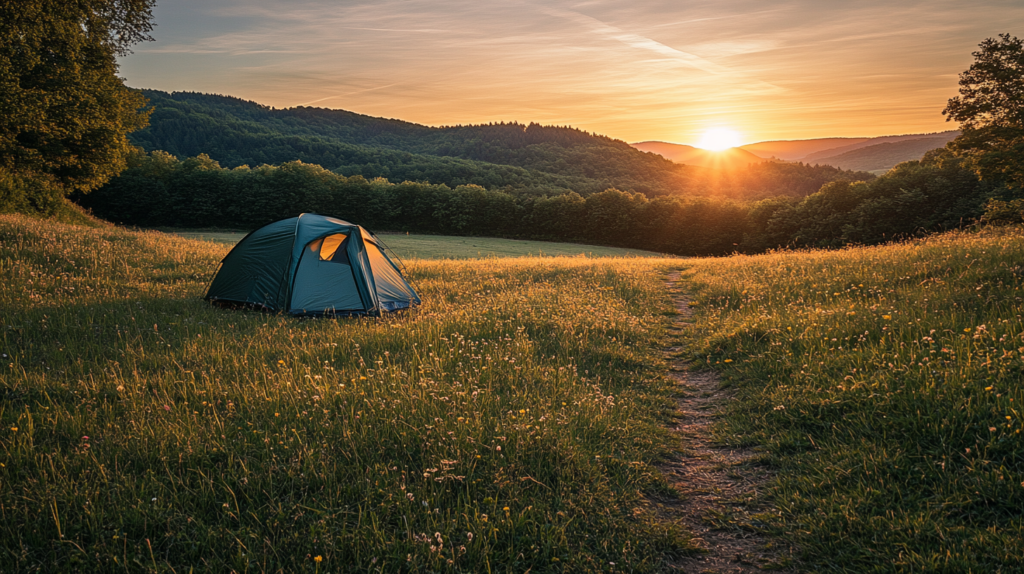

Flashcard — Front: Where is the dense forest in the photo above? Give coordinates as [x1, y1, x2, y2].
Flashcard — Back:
[126, 90, 874, 200]
[76, 148, 1008, 256]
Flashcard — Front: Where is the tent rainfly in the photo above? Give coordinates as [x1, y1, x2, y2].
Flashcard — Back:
[205, 213, 420, 316]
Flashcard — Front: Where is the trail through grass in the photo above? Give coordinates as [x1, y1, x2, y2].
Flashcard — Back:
[681, 227, 1024, 572]
[0, 215, 691, 572]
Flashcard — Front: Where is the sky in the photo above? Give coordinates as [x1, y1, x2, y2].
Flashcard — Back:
[118, 0, 1024, 146]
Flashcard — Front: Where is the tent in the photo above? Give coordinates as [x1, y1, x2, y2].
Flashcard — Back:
[205, 213, 420, 316]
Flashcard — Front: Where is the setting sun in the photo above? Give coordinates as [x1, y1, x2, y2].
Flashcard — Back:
[697, 128, 742, 151]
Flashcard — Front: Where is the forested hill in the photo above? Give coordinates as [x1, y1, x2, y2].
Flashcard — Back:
[129, 89, 874, 199]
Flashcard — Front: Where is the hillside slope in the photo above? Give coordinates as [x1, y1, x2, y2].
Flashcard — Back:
[740, 138, 871, 160]
[741, 131, 959, 171]
[801, 131, 958, 163]
[130, 90, 693, 196]
[811, 137, 955, 172]
[630, 141, 764, 169]
[127, 90, 875, 200]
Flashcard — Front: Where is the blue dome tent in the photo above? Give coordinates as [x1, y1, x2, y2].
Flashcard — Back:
[205, 214, 420, 316]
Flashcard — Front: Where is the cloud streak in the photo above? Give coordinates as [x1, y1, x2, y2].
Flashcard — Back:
[119, 0, 1024, 144]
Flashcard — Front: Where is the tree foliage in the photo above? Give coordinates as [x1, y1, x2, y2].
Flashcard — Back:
[76, 151, 999, 257]
[944, 34, 1024, 190]
[0, 0, 154, 214]
[129, 90, 875, 200]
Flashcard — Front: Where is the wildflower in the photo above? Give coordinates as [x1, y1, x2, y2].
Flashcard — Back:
[314, 556, 322, 563]
[407, 493, 414, 501]
[724, 359, 733, 363]
[964, 328, 971, 333]
[882, 315, 891, 320]
[503, 506, 510, 512]
[10, 427, 16, 432]
[467, 532, 473, 542]
[481, 514, 488, 522]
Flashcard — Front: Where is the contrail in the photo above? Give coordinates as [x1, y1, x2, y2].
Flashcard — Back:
[297, 83, 400, 107]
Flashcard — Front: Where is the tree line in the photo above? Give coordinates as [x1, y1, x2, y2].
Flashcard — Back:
[127, 90, 875, 200]
[75, 148, 1009, 256]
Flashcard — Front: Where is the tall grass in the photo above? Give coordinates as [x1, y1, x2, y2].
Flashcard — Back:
[682, 227, 1024, 572]
[0, 215, 693, 572]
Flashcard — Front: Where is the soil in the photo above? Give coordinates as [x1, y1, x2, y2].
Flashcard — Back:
[658, 271, 792, 573]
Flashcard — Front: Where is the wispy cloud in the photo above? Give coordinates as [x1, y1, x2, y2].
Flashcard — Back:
[119, 0, 1024, 144]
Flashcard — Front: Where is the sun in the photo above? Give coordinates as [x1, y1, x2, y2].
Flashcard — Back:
[697, 128, 741, 151]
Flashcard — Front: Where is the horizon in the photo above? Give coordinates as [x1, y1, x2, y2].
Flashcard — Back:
[118, 1, 1023, 147]
[130, 87, 961, 151]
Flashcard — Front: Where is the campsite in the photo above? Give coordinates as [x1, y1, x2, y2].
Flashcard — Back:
[4, 214, 1024, 572]
[4, 1, 1024, 572]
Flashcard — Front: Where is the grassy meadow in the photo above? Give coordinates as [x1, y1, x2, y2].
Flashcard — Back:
[681, 227, 1024, 572]
[7, 210, 1024, 573]
[166, 229, 666, 260]
[0, 215, 691, 572]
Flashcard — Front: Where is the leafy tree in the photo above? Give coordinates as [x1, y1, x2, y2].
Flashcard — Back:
[944, 34, 1024, 189]
[980, 198, 1024, 225]
[0, 0, 154, 214]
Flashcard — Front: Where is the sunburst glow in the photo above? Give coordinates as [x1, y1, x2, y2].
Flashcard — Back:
[697, 128, 742, 151]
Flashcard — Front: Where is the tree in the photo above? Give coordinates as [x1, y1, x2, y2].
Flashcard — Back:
[943, 34, 1024, 190]
[0, 0, 155, 214]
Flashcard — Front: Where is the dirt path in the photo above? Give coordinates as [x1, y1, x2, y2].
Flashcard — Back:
[659, 271, 790, 573]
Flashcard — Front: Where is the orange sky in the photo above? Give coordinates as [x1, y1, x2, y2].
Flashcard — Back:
[118, 0, 1024, 145]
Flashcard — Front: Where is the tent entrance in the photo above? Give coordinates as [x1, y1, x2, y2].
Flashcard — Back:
[289, 234, 364, 313]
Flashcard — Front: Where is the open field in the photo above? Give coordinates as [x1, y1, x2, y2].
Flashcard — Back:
[166, 230, 668, 260]
[0, 215, 691, 572]
[7, 212, 1024, 572]
[681, 227, 1024, 571]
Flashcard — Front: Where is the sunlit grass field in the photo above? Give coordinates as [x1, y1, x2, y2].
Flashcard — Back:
[8, 211, 1024, 573]
[0, 215, 691, 572]
[167, 229, 666, 260]
[681, 227, 1024, 572]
